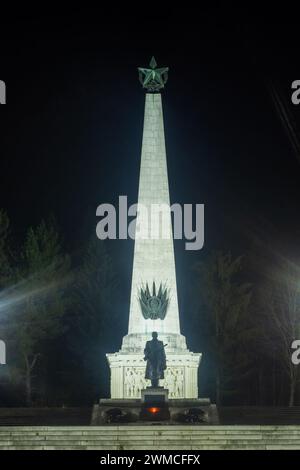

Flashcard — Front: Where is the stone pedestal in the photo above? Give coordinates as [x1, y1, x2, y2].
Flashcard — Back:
[141, 387, 169, 403]
[107, 332, 201, 399]
[91, 398, 218, 425]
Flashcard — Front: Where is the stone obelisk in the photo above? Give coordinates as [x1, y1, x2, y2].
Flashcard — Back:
[107, 58, 201, 399]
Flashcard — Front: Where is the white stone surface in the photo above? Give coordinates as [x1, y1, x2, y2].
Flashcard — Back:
[107, 93, 201, 399]
[128, 93, 180, 335]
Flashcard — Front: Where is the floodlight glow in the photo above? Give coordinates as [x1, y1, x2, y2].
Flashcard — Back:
[0, 271, 71, 317]
[0, 340, 5, 365]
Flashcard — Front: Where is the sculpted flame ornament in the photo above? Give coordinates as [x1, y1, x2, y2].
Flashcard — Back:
[138, 282, 170, 320]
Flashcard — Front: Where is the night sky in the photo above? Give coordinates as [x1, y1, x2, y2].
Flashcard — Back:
[1, 6, 300, 355]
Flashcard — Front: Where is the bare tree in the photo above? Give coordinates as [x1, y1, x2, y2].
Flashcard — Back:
[195, 251, 253, 405]
[263, 260, 300, 406]
[3, 219, 70, 405]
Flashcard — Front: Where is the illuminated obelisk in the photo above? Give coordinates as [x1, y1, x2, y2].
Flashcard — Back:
[107, 58, 201, 399]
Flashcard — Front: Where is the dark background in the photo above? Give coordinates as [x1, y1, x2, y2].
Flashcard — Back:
[0, 5, 300, 403]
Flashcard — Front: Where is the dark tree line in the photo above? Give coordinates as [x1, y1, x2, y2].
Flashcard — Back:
[194, 250, 300, 407]
[0, 210, 118, 406]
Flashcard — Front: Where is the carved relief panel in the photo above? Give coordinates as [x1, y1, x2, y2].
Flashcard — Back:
[123, 366, 184, 398]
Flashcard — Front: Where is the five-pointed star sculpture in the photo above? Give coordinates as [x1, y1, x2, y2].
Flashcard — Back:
[138, 56, 169, 92]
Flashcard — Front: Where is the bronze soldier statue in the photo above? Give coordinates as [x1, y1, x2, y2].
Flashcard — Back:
[144, 332, 167, 387]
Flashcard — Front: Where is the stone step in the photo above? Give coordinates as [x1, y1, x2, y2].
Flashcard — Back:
[2, 407, 300, 426]
[2, 425, 300, 430]
[1, 445, 300, 450]
[219, 407, 300, 425]
[2, 434, 300, 441]
[4, 427, 300, 436]
[1, 444, 300, 450]
[1, 440, 300, 446]
[0, 431, 267, 436]
[2, 426, 300, 432]
[0, 432, 300, 442]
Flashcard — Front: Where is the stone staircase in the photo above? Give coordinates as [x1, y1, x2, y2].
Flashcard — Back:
[0, 425, 300, 449]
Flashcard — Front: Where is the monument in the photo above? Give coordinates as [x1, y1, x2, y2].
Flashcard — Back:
[92, 58, 217, 424]
[107, 57, 201, 400]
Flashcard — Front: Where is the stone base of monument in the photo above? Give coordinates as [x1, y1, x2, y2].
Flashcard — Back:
[140, 387, 170, 421]
[91, 388, 218, 425]
[141, 386, 169, 403]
